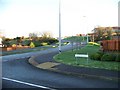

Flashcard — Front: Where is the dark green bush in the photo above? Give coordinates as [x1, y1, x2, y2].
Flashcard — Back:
[101, 53, 116, 61]
[90, 51, 120, 62]
[94, 53, 102, 60]
[33, 41, 41, 47]
[89, 51, 104, 60]
[97, 51, 104, 56]
[89, 54, 95, 60]
[40, 38, 58, 45]
[22, 40, 30, 46]
[115, 54, 120, 62]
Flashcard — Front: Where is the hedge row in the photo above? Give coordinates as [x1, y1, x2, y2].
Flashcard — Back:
[89, 52, 120, 62]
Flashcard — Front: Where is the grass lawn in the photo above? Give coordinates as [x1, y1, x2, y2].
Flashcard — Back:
[54, 45, 120, 71]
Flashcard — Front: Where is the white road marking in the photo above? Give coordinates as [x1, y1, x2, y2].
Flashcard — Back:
[2, 77, 55, 90]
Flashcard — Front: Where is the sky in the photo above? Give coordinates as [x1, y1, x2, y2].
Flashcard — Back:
[0, 0, 119, 38]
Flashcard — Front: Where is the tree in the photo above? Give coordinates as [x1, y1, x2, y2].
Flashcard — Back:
[92, 26, 113, 41]
[105, 27, 113, 40]
[40, 31, 53, 38]
[2, 37, 11, 47]
[29, 32, 39, 41]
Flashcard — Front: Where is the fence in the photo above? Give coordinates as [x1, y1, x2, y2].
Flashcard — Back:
[102, 40, 120, 51]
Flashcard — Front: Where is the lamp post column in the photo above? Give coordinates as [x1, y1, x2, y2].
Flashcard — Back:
[59, 0, 61, 53]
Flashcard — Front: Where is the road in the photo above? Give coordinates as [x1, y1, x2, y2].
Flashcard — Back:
[1, 43, 72, 62]
[1, 44, 118, 89]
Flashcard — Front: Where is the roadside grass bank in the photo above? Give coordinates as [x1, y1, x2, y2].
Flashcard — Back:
[1, 45, 56, 56]
[1, 42, 69, 56]
[54, 45, 120, 71]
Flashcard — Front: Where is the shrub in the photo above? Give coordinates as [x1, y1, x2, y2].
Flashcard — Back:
[33, 41, 41, 47]
[93, 43, 100, 46]
[89, 52, 103, 60]
[9, 40, 17, 46]
[88, 42, 100, 46]
[101, 53, 116, 61]
[30, 42, 35, 48]
[22, 40, 30, 46]
[115, 54, 120, 62]
[88, 42, 94, 45]
[40, 38, 58, 45]
[12, 44, 16, 47]
[89, 54, 95, 60]
[41, 42, 48, 46]
[97, 51, 104, 56]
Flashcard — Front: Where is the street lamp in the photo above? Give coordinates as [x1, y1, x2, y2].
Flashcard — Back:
[59, 0, 61, 53]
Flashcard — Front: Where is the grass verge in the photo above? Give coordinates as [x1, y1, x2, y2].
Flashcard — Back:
[1, 45, 56, 56]
[54, 45, 120, 71]
[1, 42, 69, 56]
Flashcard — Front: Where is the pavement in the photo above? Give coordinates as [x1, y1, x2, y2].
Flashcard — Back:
[28, 51, 120, 82]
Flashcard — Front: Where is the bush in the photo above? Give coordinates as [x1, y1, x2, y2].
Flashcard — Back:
[97, 51, 104, 56]
[12, 44, 16, 47]
[30, 42, 35, 48]
[41, 42, 48, 46]
[90, 52, 120, 62]
[94, 43, 100, 46]
[101, 53, 116, 61]
[33, 41, 41, 47]
[40, 38, 58, 45]
[88, 42, 100, 46]
[88, 42, 94, 45]
[22, 40, 30, 46]
[89, 52, 103, 60]
[115, 54, 120, 62]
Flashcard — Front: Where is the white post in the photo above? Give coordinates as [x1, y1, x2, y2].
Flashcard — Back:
[59, 0, 61, 53]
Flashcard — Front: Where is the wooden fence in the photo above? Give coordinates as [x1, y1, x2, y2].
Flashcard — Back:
[102, 40, 120, 51]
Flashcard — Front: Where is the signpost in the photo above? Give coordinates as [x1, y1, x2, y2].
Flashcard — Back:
[75, 53, 89, 64]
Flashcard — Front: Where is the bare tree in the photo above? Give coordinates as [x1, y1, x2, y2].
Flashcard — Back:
[40, 31, 53, 38]
[29, 32, 39, 41]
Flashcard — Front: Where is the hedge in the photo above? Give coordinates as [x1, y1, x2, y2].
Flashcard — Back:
[101, 53, 116, 61]
[89, 51, 104, 60]
[90, 52, 120, 62]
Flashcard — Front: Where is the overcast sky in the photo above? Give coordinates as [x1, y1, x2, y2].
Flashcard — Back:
[0, 0, 119, 38]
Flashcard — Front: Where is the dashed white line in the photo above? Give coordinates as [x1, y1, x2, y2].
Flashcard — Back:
[2, 77, 55, 90]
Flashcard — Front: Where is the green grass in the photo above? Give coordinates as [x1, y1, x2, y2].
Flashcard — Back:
[54, 45, 120, 71]
[64, 36, 90, 42]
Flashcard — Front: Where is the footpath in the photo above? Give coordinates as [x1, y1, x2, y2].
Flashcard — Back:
[28, 52, 120, 82]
